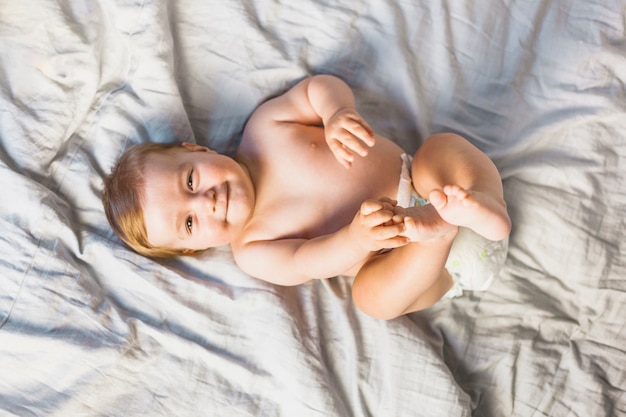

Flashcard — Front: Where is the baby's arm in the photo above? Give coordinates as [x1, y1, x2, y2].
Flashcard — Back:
[233, 199, 408, 286]
[306, 76, 375, 168]
[246, 75, 375, 168]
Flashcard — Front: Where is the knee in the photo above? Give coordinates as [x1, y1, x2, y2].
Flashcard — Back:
[424, 132, 469, 147]
[411, 133, 465, 194]
[412, 132, 494, 192]
[351, 277, 403, 321]
[413, 133, 470, 164]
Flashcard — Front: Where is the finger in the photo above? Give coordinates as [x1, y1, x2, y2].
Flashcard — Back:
[360, 199, 385, 216]
[328, 140, 355, 168]
[365, 210, 395, 227]
[379, 197, 398, 205]
[378, 197, 398, 212]
[354, 115, 375, 138]
[345, 120, 375, 147]
[379, 236, 410, 249]
[333, 108, 372, 129]
[392, 214, 405, 224]
[361, 205, 399, 228]
[341, 112, 374, 141]
[403, 216, 416, 228]
[334, 130, 370, 157]
[372, 222, 406, 240]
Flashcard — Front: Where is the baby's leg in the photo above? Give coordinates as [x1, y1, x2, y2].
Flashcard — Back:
[352, 229, 457, 319]
[411, 133, 511, 241]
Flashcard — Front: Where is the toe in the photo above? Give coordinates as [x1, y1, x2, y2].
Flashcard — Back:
[429, 189, 447, 209]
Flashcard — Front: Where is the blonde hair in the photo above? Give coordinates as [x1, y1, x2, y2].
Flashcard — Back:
[102, 142, 188, 258]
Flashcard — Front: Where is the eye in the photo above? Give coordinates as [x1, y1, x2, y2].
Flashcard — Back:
[186, 216, 193, 234]
[187, 169, 194, 191]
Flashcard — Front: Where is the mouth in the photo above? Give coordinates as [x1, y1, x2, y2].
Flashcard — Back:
[222, 182, 229, 222]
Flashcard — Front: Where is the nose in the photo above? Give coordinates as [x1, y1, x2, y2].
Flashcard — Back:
[190, 188, 216, 214]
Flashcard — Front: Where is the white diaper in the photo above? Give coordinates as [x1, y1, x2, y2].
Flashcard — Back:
[442, 228, 509, 298]
[397, 154, 508, 298]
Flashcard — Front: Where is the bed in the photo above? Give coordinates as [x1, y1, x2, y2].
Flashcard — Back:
[1, 0, 625, 416]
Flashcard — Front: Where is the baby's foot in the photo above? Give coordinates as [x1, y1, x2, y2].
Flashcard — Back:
[429, 185, 511, 241]
[396, 204, 458, 242]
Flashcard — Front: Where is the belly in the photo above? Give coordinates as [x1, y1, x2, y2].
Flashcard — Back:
[255, 137, 405, 239]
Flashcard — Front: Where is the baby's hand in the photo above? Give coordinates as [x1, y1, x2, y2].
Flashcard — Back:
[325, 108, 375, 169]
[349, 198, 409, 252]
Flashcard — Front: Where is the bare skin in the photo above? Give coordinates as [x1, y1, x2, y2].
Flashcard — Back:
[140, 75, 511, 320]
[429, 185, 511, 241]
[351, 132, 511, 318]
[397, 186, 510, 243]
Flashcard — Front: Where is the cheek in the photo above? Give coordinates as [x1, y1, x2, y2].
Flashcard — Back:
[194, 221, 230, 249]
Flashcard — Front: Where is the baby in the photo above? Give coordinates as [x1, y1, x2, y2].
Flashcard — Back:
[103, 75, 511, 319]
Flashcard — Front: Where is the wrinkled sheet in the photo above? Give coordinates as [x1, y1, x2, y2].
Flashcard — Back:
[1, 1, 625, 416]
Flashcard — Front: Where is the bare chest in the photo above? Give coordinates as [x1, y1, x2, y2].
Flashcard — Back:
[241, 132, 404, 240]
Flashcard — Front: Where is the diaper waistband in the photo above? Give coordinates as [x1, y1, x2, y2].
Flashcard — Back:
[397, 153, 428, 208]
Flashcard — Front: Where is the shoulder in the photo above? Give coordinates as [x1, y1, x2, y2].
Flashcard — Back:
[245, 78, 322, 131]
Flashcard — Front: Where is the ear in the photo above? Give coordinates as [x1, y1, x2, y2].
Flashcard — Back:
[181, 142, 212, 153]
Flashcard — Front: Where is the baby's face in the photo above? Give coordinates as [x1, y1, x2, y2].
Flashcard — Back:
[141, 144, 255, 252]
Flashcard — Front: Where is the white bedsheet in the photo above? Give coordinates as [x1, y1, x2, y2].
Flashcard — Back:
[0, 1, 625, 416]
